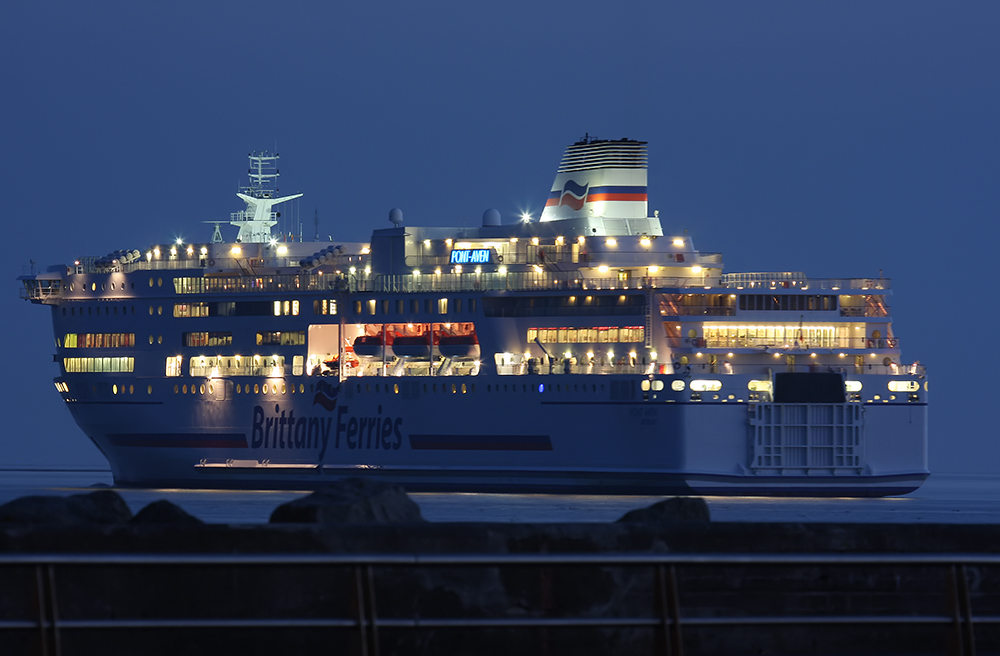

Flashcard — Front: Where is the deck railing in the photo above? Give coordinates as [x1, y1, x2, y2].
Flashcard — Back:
[0, 552, 986, 656]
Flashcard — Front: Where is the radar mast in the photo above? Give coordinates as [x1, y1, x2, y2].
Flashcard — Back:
[229, 151, 303, 243]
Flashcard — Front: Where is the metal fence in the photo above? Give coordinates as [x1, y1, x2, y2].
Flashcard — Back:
[0, 551, 991, 656]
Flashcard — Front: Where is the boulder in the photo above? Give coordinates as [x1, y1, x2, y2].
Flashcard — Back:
[0, 490, 133, 524]
[130, 500, 204, 525]
[270, 478, 424, 524]
[616, 497, 711, 523]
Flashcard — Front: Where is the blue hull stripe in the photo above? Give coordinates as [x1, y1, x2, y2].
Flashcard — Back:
[108, 433, 248, 449]
[409, 434, 553, 451]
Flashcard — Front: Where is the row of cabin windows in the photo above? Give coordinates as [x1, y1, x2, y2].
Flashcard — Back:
[64, 281, 136, 292]
[738, 294, 837, 311]
[353, 298, 477, 317]
[184, 331, 303, 347]
[61, 333, 135, 348]
[61, 305, 136, 317]
[349, 381, 611, 395]
[527, 327, 646, 344]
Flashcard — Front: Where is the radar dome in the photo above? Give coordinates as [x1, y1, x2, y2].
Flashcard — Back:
[482, 208, 501, 227]
[389, 208, 403, 226]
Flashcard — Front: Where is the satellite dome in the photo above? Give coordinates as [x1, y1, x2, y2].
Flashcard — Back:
[482, 208, 501, 227]
[389, 208, 403, 226]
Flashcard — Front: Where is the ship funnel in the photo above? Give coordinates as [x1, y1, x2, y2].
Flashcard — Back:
[539, 136, 647, 222]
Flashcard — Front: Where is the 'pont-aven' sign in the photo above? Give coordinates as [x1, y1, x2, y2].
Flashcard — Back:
[449, 249, 492, 265]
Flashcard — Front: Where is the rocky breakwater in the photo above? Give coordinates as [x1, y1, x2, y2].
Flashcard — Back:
[0, 483, 997, 656]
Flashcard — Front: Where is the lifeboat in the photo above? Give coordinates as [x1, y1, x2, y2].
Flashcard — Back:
[353, 335, 390, 359]
[392, 335, 432, 358]
[438, 334, 480, 359]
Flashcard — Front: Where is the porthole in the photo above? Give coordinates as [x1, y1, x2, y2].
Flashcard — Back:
[102, 283, 106, 291]
[149, 335, 154, 345]
[157, 277, 163, 287]
[149, 306, 154, 316]
[208, 384, 214, 394]
[271, 384, 277, 394]
[91, 283, 96, 291]
[394, 384, 399, 394]
[147, 385, 153, 395]
[299, 384, 305, 394]
[182, 384, 187, 394]
[254, 384, 260, 394]
[671, 380, 686, 391]
[173, 384, 178, 394]
[149, 279, 154, 288]
[129, 385, 134, 394]
[462, 384, 467, 394]
[451, 384, 457, 394]
[157, 306, 163, 315]
[281, 383, 286, 394]
[200, 384, 206, 394]
[112, 385, 118, 394]
[110, 283, 114, 290]
[157, 336, 162, 344]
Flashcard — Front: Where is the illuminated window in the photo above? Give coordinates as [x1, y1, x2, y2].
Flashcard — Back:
[670, 380, 686, 391]
[174, 303, 210, 318]
[165, 356, 183, 377]
[256, 331, 305, 346]
[184, 332, 232, 347]
[690, 380, 722, 392]
[438, 298, 448, 314]
[845, 380, 863, 392]
[747, 380, 773, 392]
[63, 357, 134, 373]
[313, 299, 337, 315]
[887, 380, 919, 392]
[292, 356, 304, 376]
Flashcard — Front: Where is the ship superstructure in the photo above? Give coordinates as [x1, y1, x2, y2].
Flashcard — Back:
[19, 140, 928, 495]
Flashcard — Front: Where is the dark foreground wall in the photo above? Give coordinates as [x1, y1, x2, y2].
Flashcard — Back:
[1, 522, 998, 656]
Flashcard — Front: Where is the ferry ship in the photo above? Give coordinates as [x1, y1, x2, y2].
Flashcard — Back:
[19, 138, 928, 496]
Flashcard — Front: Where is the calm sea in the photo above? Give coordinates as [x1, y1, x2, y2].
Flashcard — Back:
[0, 468, 997, 525]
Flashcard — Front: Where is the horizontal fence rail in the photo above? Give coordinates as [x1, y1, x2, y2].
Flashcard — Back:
[0, 552, 991, 656]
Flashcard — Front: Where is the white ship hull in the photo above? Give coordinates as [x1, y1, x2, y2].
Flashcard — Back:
[61, 372, 927, 496]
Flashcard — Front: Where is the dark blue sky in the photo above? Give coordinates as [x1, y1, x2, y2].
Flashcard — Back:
[4, 1, 998, 473]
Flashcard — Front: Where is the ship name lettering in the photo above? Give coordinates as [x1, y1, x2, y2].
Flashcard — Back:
[335, 405, 403, 451]
[251, 404, 333, 459]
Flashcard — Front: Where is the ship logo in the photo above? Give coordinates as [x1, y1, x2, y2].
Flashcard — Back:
[559, 180, 589, 210]
[313, 380, 340, 412]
